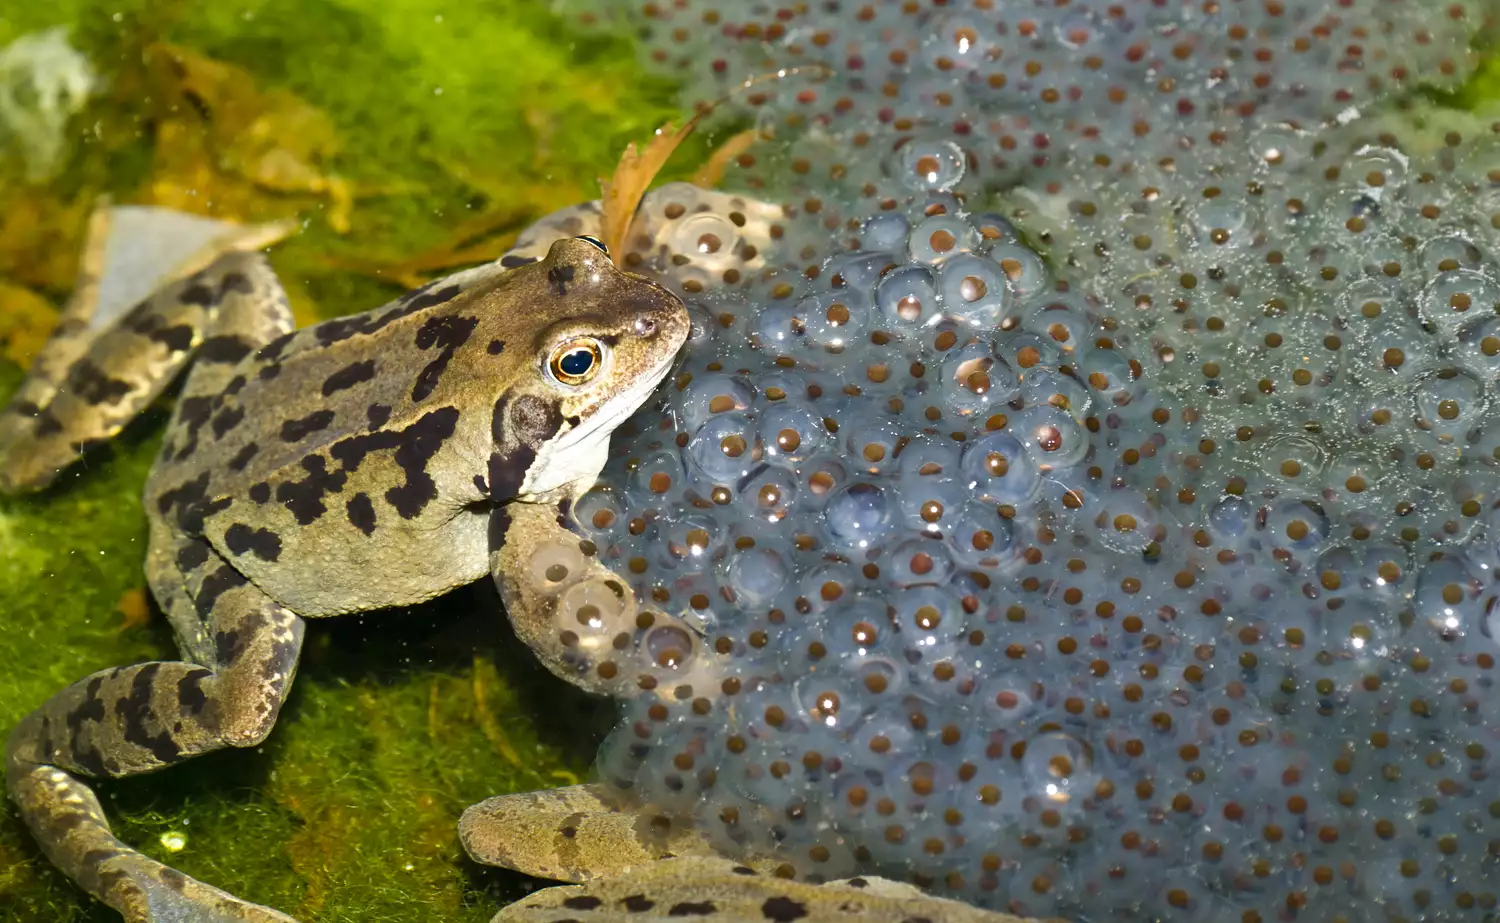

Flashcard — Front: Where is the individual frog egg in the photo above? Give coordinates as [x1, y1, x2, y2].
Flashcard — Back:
[797, 291, 871, 353]
[897, 435, 962, 485]
[1417, 269, 1500, 340]
[658, 513, 728, 573]
[823, 481, 898, 554]
[884, 538, 957, 589]
[793, 674, 874, 732]
[938, 339, 1021, 417]
[842, 417, 904, 475]
[736, 464, 799, 524]
[1411, 366, 1488, 444]
[553, 573, 636, 660]
[909, 214, 978, 265]
[1258, 497, 1331, 560]
[862, 213, 911, 251]
[946, 499, 1022, 572]
[756, 399, 827, 465]
[897, 474, 968, 538]
[969, 211, 1020, 247]
[750, 299, 808, 355]
[1077, 347, 1144, 407]
[939, 253, 1015, 328]
[987, 243, 1050, 302]
[876, 264, 941, 327]
[992, 330, 1062, 377]
[687, 412, 759, 483]
[631, 449, 686, 505]
[718, 545, 791, 610]
[1023, 294, 1098, 356]
[1011, 405, 1090, 472]
[1017, 367, 1093, 424]
[1018, 731, 1098, 809]
[893, 138, 968, 193]
[572, 485, 625, 539]
[1089, 486, 1163, 556]
[1182, 195, 1256, 253]
[677, 372, 756, 432]
[795, 561, 863, 617]
[962, 431, 1043, 507]
[665, 208, 742, 268]
[1321, 452, 1387, 508]
[1412, 553, 1490, 649]
[1258, 432, 1329, 487]
[1454, 314, 1500, 379]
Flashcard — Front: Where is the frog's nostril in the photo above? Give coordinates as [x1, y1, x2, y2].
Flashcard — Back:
[635, 317, 658, 338]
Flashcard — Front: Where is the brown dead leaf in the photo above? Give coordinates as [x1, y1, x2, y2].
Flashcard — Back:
[599, 116, 707, 264]
[598, 65, 830, 265]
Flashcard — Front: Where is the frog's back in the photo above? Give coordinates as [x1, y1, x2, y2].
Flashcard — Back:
[146, 262, 518, 617]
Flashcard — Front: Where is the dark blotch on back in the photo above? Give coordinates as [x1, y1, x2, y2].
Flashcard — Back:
[411, 314, 479, 402]
[561, 896, 603, 911]
[621, 895, 655, 913]
[322, 359, 377, 397]
[346, 493, 376, 535]
[229, 442, 259, 471]
[224, 523, 283, 562]
[280, 409, 336, 443]
[198, 336, 254, 364]
[500, 255, 537, 268]
[275, 455, 348, 525]
[761, 897, 808, 923]
[66, 360, 133, 406]
[667, 902, 716, 916]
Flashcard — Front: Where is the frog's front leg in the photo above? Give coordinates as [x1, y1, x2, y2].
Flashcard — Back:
[5, 539, 304, 923]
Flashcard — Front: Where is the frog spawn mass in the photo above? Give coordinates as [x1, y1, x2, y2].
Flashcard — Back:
[512, 2, 1500, 920]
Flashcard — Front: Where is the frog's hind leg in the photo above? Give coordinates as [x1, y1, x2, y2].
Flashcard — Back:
[6, 540, 305, 922]
[460, 783, 742, 885]
[0, 205, 291, 493]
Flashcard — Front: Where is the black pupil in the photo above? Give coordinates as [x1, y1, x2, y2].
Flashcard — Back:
[577, 235, 608, 254]
[559, 348, 595, 378]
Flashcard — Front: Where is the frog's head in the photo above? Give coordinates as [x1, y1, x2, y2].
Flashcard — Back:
[488, 236, 690, 502]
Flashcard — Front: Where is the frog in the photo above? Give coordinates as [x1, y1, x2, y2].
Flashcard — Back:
[0, 189, 1041, 923]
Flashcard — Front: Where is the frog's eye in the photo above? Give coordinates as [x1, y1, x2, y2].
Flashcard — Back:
[549, 338, 605, 386]
[575, 235, 609, 255]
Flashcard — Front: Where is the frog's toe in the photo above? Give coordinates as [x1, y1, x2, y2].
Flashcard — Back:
[122, 867, 299, 923]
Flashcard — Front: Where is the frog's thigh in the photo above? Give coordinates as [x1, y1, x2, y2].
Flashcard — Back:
[0, 250, 290, 493]
[495, 856, 1050, 923]
[461, 783, 728, 884]
[5, 544, 304, 922]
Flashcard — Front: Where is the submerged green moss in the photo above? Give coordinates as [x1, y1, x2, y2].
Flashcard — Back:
[0, 2, 699, 920]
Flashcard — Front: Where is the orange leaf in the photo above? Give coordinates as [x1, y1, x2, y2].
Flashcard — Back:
[598, 64, 832, 267]
[599, 116, 706, 264]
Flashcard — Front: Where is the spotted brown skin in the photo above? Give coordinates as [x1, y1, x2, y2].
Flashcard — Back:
[2, 224, 688, 923]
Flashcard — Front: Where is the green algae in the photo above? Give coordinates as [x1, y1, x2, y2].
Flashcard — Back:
[0, 2, 703, 920]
